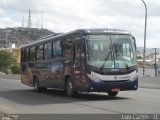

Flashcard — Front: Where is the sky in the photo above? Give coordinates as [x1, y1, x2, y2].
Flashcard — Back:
[0, 0, 160, 48]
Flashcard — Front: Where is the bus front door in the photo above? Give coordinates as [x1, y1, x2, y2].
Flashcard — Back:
[73, 44, 85, 89]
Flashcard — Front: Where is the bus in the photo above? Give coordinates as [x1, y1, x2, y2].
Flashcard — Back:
[21, 29, 138, 97]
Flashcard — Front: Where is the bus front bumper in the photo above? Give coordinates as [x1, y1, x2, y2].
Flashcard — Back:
[84, 78, 138, 92]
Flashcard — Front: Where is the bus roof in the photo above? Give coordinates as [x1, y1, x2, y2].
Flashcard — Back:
[82, 29, 130, 35]
[21, 28, 131, 49]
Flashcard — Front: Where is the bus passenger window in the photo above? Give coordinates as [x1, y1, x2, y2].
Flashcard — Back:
[75, 44, 81, 65]
[53, 41, 62, 57]
[30, 47, 36, 61]
[24, 48, 29, 62]
[21, 50, 25, 62]
[37, 45, 44, 60]
[64, 40, 72, 58]
[57, 41, 62, 57]
[44, 43, 52, 59]
[81, 44, 85, 69]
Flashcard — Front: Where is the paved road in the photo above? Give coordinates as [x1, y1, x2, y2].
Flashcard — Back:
[139, 77, 160, 89]
[0, 79, 160, 115]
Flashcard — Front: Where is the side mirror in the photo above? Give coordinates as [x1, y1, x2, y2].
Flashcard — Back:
[81, 53, 84, 58]
[82, 36, 86, 42]
[132, 36, 136, 51]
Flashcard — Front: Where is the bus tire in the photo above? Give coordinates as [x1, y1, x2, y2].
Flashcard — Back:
[107, 91, 118, 97]
[65, 77, 78, 97]
[33, 77, 47, 92]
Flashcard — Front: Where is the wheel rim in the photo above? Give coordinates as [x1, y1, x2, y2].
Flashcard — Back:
[34, 80, 38, 91]
[67, 81, 73, 96]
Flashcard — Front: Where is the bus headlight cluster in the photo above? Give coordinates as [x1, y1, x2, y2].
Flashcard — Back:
[87, 73, 102, 82]
[130, 73, 138, 81]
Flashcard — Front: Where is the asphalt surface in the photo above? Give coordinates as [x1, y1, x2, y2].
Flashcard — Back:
[139, 77, 160, 89]
[0, 79, 160, 115]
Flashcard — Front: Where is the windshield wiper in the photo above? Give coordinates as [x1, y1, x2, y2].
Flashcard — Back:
[114, 43, 130, 70]
[100, 27, 116, 70]
[100, 44, 112, 70]
[120, 56, 130, 70]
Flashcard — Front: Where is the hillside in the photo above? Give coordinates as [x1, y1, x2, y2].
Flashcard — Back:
[137, 47, 160, 55]
[0, 27, 54, 48]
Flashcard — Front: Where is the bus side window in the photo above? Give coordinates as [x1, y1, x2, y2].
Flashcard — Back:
[30, 47, 36, 61]
[24, 48, 29, 62]
[74, 43, 86, 71]
[44, 43, 52, 59]
[81, 43, 85, 69]
[53, 41, 62, 58]
[37, 45, 44, 60]
[64, 40, 73, 58]
[74, 44, 81, 66]
[21, 49, 25, 62]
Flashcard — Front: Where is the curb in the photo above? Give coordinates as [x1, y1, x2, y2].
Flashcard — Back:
[0, 75, 20, 80]
[139, 86, 160, 90]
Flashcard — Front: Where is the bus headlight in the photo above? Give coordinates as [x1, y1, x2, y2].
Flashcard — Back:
[87, 73, 102, 82]
[130, 73, 138, 81]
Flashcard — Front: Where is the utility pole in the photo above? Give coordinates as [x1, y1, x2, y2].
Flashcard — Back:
[153, 48, 158, 77]
[141, 0, 147, 77]
[5, 32, 8, 48]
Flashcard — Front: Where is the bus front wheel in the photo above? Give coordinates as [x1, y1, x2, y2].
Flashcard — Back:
[65, 78, 78, 97]
[107, 91, 118, 97]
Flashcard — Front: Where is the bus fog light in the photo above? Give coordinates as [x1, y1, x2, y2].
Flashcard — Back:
[134, 85, 137, 89]
[91, 87, 94, 90]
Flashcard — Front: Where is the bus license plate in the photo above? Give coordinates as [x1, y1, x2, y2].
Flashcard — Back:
[112, 88, 120, 92]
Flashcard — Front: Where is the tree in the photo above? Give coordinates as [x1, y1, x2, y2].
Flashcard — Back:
[10, 64, 21, 74]
[137, 56, 142, 59]
[0, 50, 16, 74]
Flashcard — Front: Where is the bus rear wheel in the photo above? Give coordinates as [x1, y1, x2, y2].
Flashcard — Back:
[33, 77, 47, 92]
[107, 91, 118, 97]
[65, 78, 78, 97]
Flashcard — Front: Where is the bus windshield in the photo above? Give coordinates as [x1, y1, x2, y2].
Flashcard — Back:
[86, 34, 136, 69]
